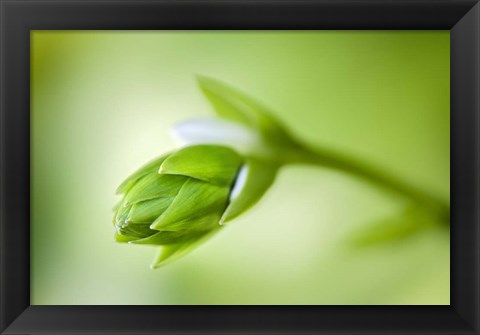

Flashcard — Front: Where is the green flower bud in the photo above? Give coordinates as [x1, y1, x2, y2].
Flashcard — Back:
[114, 144, 277, 268]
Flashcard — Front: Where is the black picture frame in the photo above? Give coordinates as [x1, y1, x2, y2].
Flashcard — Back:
[1, 0, 479, 334]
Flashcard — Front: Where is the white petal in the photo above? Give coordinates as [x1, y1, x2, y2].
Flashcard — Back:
[229, 164, 248, 202]
[171, 118, 266, 155]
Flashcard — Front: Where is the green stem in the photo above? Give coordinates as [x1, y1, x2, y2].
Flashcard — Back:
[283, 141, 450, 222]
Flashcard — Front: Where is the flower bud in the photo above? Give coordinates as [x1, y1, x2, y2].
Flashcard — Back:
[114, 144, 277, 268]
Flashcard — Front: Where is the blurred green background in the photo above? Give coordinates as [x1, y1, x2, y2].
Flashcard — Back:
[31, 31, 449, 305]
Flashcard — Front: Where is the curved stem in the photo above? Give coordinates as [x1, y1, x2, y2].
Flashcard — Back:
[284, 141, 450, 222]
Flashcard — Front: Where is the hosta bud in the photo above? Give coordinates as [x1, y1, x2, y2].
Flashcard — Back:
[114, 144, 277, 268]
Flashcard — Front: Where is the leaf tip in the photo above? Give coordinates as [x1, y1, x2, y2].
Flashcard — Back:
[149, 221, 162, 230]
[150, 263, 161, 270]
[195, 73, 210, 84]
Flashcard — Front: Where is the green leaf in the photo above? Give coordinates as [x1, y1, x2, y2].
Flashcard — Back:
[347, 205, 441, 248]
[150, 244, 187, 269]
[124, 174, 187, 206]
[221, 157, 278, 224]
[128, 197, 173, 223]
[114, 204, 132, 225]
[159, 145, 242, 186]
[150, 228, 219, 269]
[150, 178, 228, 231]
[154, 213, 221, 233]
[117, 222, 156, 239]
[116, 154, 170, 195]
[130, 226, 211, 245]
[197, 75, 254, 126]
[114, 232, 138, 243]
[196, 75, 296, 149]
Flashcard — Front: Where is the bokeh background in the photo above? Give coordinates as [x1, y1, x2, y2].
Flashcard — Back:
[31, 31, 450, 305]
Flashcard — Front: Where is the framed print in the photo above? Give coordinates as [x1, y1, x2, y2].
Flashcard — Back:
[1, 0, 479, 334]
